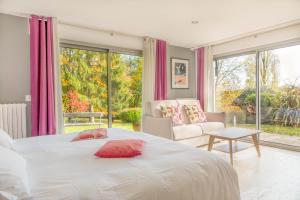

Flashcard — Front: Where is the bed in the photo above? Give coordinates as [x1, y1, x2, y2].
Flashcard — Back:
[12, 128, 240, 200]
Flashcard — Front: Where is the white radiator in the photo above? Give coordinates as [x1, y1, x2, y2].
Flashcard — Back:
[0, 104, 27, 139]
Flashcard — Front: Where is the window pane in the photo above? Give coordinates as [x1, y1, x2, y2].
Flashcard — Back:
[111, 53, 143, 131]
[60, 47, 108, 133]
[215, 54, 257, 129]
[260, 45, 300, 141]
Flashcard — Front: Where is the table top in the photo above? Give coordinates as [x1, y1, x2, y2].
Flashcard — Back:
[206, 127, 261, 140]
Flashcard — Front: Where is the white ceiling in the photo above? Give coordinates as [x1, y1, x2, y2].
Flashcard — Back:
[1, 0, 300, 48]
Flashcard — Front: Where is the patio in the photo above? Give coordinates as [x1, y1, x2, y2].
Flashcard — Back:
[260, 132, 300, 149]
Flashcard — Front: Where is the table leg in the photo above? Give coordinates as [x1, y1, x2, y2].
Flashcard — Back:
[229, 140, 233, 166]
[252, 134, 261, 157]
[208, 136, 215, 151]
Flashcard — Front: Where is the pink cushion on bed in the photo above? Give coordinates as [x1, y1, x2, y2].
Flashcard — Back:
[72, 128, 107, 142]
[94, 139, 145, 158]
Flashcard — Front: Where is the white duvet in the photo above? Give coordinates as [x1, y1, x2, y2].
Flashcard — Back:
[14, 128, 240, 200]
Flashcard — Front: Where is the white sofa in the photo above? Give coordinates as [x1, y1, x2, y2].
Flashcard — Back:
[142, 99, 226, 147]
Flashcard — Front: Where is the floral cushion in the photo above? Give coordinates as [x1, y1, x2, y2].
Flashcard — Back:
[160, 105, 174, 118]
[183, 105, 207, 124]
[160, 105, 183, 126]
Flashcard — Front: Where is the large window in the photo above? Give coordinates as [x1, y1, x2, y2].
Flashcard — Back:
[259, 45, 300, 138]
[215, 44, 300, 147]
[215, 53, 256, 129]
[60, 44, 143, 133]
[111, 53, 142, 131]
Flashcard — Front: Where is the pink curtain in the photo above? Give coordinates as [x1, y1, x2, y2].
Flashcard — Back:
[30, 15, 56, 136]
[197, 47, 205, 110]
[155, 40, 167, 100]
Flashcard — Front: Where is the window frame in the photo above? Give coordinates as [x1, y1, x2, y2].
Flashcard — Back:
[213, 42, 300, 150]
[59, 40, 143, 129]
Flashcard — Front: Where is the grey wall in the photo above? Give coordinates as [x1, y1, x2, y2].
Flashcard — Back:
[0, 13, 31, 135]
[167, 45, 196, 99]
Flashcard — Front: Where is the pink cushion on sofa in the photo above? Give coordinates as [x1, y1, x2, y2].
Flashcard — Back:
[94, 139, 145, 158]
[150, 100, 178, 117]
[72, 128, 107, 142]
[160, 104, 183, 126]
[197, 106, 207, 123]
[172, 102, 183, 125]
[177, 99, 206, 124]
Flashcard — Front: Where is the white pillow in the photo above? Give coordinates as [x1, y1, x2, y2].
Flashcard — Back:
[0, 146, 31, 199]
[0, 129, 14, 150]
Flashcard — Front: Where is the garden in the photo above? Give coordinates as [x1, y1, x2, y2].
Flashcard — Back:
[60, 47, 142, 133]
[217, 85, 300, 136]
[215, 50, 300, 137]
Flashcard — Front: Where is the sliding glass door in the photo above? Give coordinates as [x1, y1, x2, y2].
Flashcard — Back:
[111, 53, 143, 131]
[215, 53, 257, 129]
[60, 45, 142, 133]
[60, 47, 108, 133]
[259, 45, 300, 145]
[215, 44, 300, 147]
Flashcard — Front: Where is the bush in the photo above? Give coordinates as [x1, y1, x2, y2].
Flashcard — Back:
[273, 85, 300, 127]
[119, 108, 141, 124]
[239, 91, 273, 107]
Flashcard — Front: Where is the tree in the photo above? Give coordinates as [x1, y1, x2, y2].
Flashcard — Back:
[111, 53, 132, 116]
[259, 51, 280, 90]
[111, 54, 143, 117]
[128, 56, 143, 107]
[60, 48, 108, 114]
[215, 57, 245, 91]
[60, 47, 143, 120]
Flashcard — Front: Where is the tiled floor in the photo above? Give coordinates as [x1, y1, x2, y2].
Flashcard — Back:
[202, 143, 300, 200]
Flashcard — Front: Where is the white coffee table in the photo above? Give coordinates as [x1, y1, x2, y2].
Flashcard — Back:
[206, 127, 261, 165]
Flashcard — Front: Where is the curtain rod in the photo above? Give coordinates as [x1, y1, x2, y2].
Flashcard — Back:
[191, 18, 300, 50]
[0, 10, 31, 18]
[60, 22, 174, 46]
[1, 11, 143, 39]
[59, 21, 143, 40]
[0, 10, 52, 20]
[1, 10, 173, 45]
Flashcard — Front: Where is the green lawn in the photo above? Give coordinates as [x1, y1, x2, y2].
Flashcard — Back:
[64, 119, 133, 133]
[64, 118, 299, 137]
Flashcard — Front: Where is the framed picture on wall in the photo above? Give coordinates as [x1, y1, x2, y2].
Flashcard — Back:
[171, 58, 189, 89]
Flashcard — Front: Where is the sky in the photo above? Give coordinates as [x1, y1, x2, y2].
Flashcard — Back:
[216, 44, 300, 91]
[273, 44, 300, 86]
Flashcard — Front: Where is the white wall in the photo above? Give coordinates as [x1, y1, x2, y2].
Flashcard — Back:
[58, 23, 144, 50]
[212, 23, 300, 57]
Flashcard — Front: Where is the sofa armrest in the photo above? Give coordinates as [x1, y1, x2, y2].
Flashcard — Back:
[204, 112, 226, 125]
[142, 115, 173, 140]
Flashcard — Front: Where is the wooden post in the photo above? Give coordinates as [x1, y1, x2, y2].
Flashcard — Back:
[90, 105, 95, 123]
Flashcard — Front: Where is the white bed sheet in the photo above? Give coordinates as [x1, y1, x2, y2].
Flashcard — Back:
[14, 128, 240, 200]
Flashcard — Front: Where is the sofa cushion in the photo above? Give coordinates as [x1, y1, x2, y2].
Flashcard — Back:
[176, 99, 203, 124]
[198, 122, 225, 134]
[149, 100, 178, 117]
[183, 105, 207, 123]
[160, 104, 183, 125]
[173, 124, 203, 140]
[176, 135, 210, 147]
[160, 105, 174, 117]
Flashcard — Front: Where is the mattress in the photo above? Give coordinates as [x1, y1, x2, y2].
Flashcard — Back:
[14, 128, 240, 200]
